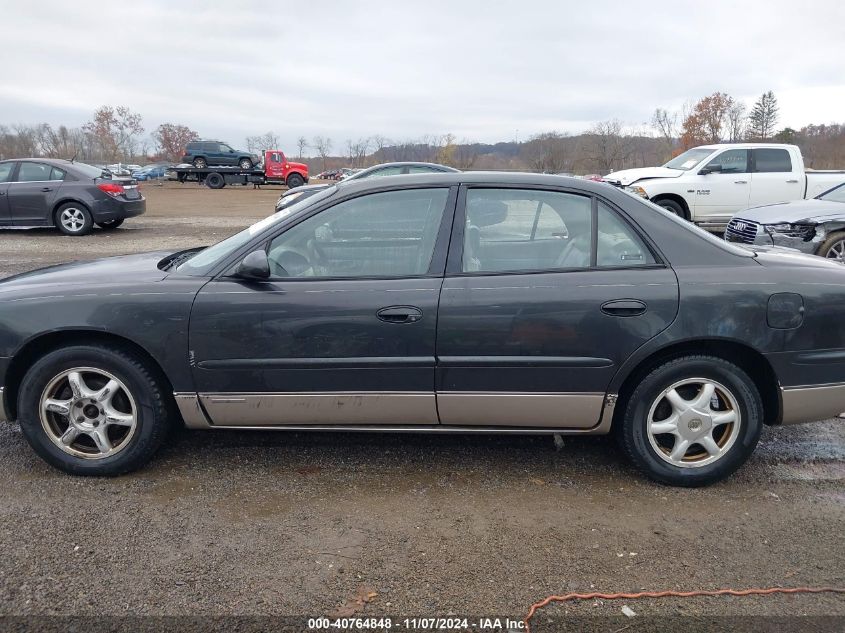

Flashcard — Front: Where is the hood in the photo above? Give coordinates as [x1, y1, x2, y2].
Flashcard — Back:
[603, 167, 684, 186]
[0, 251, 171, 293]
[287, 160, 309, 174]
[733, 199, 845, 224]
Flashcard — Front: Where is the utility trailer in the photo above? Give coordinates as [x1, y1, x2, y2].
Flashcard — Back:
[166, 150, 309, 189]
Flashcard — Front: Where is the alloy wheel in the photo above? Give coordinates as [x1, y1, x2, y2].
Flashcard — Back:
[60, 208, 86, 233]
[646, 378, 741, 468]
[825, 240, 845, 261]
[39, 368, 138, 459]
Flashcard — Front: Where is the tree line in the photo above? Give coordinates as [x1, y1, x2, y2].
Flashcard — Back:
[2, 92, 843, 173]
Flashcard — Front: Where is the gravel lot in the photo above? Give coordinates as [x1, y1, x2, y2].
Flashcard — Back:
[0, 182, 843, 626]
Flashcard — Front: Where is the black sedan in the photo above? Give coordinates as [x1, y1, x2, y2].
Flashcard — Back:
[0, 158, 145, 235]
[275, 162, 458, 212]
[726, 182, 845, 258]
[2, 173, 844, 486]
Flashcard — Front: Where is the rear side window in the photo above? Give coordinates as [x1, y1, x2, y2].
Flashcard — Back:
[16, 162, 53, 182]
[186, 142, 200, 151]
[754, 149, 792, 173]
[0, 163, 13, 183]
[202, 142, 217, 152]
[50, 167, 66, 181]
[597, 202, 656, 267]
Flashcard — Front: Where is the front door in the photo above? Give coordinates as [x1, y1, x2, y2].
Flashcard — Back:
[8, 162, 64, 224]
[0, 162, 13, 222]
[189, 186, 456, 426]
[436, 186, 679, 428]
[692, 148, 751, 223]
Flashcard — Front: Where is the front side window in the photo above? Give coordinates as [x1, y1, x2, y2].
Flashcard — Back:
[219, 144, 233, 153]
[753, 148, 792, 173]
[0, 163, 13, 183]
[597, 202, 656, 267]
[462, 189, 592, 273]
[267, 188, 449, 278]
[703, 149, 748, 174]
[15, 162, 53, 182]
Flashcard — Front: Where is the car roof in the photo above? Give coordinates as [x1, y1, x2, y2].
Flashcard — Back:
[0, 157, 76, 166]
[335, 171, 612, 195]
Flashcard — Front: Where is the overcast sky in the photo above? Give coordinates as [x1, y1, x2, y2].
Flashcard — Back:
[2, 0, 844, 152]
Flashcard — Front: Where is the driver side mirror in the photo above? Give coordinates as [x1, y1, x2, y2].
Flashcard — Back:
[234, 250, 270, 280]
[699, 163, 723, 175]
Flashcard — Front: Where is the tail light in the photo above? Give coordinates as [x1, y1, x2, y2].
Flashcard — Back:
[97, 183, 125, 197]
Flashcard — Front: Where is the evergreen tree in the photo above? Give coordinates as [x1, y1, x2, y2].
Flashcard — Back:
[747, 91, 779, 140]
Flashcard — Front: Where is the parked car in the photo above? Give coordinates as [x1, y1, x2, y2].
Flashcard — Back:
[181, 140, 260, 170]
[2, 172, 844, 485]
[275, 162, 459, 212]
[725, 181, 845, 258]
[131, 165, 167, 181]
[0, 158, 145, 235]
[604, 144, 845, 231]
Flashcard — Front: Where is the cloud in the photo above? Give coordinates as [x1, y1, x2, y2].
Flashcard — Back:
[2, 0, 843, 150]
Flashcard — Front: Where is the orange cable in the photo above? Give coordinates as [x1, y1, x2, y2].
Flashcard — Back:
[525, 586, 845, 632]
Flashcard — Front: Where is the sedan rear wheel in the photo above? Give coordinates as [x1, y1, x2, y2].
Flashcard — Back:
[18, 345, 172, 475]
[619, 355, 762, 486]
[55, 203, 93, 236]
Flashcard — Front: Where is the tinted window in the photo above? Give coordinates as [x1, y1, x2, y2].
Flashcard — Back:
[754, 148, 792, 173]
[16, 162, 53, 182]
[219, 144, 233, 153]
[463, 189, 592, 273]
[0, 163, 13, 183]
[72, 162, 108, 179]
[704, 149, 748, 174]
[267, 188, 449, 278]
[202, 142, 217, 152]
[597, 202, 655, 267]
[50, 167, 66, 181]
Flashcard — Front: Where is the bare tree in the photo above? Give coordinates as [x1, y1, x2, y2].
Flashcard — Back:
[371, 134, 390, 162]
[651, 108, 678, 159]
[312, 136, 332, 171]
[581, 120, 633, 173]
[297, 136, 308, 159]
[522, 131, 572, 173]
[727, 101, 747, 142]
[246, 131, 280, 154]
[82, 105, 144, 161]
[153, 123, 199, 162]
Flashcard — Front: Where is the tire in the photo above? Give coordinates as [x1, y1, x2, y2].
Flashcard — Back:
[654, 198, 686, 219]
[17, 344, 172, 476]
[239, 158, 253, 170]
[55, 202, 94, 236]
[193, 157, 208, 169]
[96, 218, 125, 230]
[286, 173, 305, 189]
[618, 355, 763, 487]
[817, 231, 845, 261]
[206, 172, 225, 189]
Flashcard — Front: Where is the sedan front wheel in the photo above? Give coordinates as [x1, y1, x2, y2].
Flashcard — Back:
[619, 355, 763, 487]
[17, 345, 172, 475]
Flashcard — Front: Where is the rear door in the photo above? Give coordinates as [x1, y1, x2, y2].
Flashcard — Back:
[749, 148, 803, 206]
[0, 162, 13, 222]
[8, 162, 64, 224]
[436, 185, 679, 429]
[692, 148, 751, 222]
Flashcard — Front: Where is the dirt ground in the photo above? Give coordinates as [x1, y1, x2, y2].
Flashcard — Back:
[0, 182, 843, 627]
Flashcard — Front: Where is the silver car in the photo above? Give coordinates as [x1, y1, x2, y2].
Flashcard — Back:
[725, 182, 845, 259]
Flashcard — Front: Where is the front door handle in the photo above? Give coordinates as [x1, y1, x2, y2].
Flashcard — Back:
[786, 179, 799, 184]
[734, 180, 748, 184]
[377, 305, 423, 324]
[601, 299, 647, 317]
[41, 187, 53, 192]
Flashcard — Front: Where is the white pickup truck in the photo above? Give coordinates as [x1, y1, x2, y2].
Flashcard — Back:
[604, 143, 845, 231]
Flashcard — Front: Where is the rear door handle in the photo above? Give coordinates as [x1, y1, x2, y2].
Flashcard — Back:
[601, 299, 647, 317]
[41, 187, 53, 192]
[377, 305, 423, 323]
[786, 179, 799, 183]
[734, 180, 748, 184]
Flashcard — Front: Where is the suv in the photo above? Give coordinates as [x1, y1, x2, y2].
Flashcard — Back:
[181, 141, 260, 170]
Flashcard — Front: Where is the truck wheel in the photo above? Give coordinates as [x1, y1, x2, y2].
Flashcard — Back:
[618, 355, 762, 487]
[206, 173, 225, 189]
[654, 199, 687, 219]
[55, 203, 94, 236]
[286, 173, 305, 189]
[818, 231, 845, 261]
[16, 344, 173, 475]
[193, 157, 208, 169]
[239, 158, 253, 170]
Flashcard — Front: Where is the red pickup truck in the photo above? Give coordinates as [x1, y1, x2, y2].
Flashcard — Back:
[167, 150, 309, 189]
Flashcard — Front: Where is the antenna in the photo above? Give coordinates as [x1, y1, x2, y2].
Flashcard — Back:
[70, 152, 77, 163]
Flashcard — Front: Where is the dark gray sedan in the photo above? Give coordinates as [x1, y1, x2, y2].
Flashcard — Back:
[725, 182, 845, 258]
[0, 158, 145, 235]
[2, 173, 845, 486]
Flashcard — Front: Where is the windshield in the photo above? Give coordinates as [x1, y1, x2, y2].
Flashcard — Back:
[73, 161, 110, 179]
[662, 148, 715, 171]
[818, 182, 845, 203]
[176, 186, 337, 275]
[619, 189, 754, 257]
